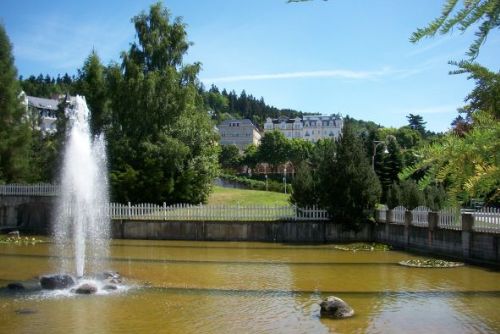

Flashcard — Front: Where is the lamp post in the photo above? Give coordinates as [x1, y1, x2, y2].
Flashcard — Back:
[372, 141, 388, 170]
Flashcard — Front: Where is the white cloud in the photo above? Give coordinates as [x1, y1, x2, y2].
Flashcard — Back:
[201, 67, 421, 83]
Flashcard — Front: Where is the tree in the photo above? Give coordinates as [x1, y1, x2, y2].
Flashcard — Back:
[410, 0, 500, 60]
[76, 50, 109, 136]
[406, 114, 427, 136]
[400, 111, 500, 206]
[291, 161, 318, 207]
[318, 122, 381, 229]
[257, 130, 290, 168]
[0, 25, 31, 183]
[288, 138, 314, 168]
[242, 144, 258, 169]
[108, 3, 219, 204]
[219, 144, 241, 169]
[378, 136, 404, 201]
[450, 61, 500, 119]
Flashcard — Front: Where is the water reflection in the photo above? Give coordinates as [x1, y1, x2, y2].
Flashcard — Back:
[0, 240, 499, 333]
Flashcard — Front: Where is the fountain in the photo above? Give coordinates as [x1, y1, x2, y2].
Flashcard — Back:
[44, 95, 116, 293]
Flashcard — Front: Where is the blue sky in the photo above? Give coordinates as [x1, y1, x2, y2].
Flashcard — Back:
[1, 0, 498, 132]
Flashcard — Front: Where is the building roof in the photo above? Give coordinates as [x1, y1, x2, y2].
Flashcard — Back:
[27, 96, 59, 110]
[219, 119, 257, 127]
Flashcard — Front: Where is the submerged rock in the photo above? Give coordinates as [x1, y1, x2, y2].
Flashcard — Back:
[74, 283, 98, 294]
[98, 271, 122, 284]
[40, 274, 75, 290]
[8, 231, 20, 238]
[7, 282, 25, 291]
[320, 296, 354, 319]
[15, 308, 37, 315]
[102, 284, 117, 291]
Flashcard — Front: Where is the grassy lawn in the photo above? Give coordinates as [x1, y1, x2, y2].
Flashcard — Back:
[208, 186, 290, 206]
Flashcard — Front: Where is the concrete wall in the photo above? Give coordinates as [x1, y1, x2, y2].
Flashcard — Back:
[0, 196, 53, 234]
[111, 220, 373, 243]
[1, 194, 499, 266]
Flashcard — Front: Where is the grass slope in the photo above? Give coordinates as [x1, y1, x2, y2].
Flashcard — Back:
[208, 186, 290, 206]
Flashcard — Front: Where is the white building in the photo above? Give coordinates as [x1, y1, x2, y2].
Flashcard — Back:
[21, 93, 61, 134]
[263, 115, 343, 142]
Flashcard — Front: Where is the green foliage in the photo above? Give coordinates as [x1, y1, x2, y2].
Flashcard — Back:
[377, 136, 404, 201]
[398, 180, 425, 210]
[288, 138, 314, 167]
[242, 144, 258, 168]
[424, 184, 449, 211]
[386, 183, 402, 209]
[400, 111, 500, 205]
[0, 24, 32, 183]
[220, 144, 241, 169]
[450, 61, 500, 119]
[20, 73, 75, 98]
[406, 114, 427, 136]
[220, 173, 291, 193]
[290, 161, 318, 207]
[319, 122, 382, 229]
[257, 130, 290, 167]
[410, 0, 500, 59]
[205, 85, 307, 128]
[107, 3, 219, 204]
[76, 51, 109, 136]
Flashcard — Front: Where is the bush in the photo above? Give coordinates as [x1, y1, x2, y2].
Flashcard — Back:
[220, 173, 291, 194]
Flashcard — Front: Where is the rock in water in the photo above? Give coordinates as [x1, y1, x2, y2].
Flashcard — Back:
[320, 296, 354, 318]
[102, 284, 117, 291]
[7, 282, 25, 291]
[40, 274, 75, 290]
[74, 283, 98, 294]
[8, 231, 20, 238]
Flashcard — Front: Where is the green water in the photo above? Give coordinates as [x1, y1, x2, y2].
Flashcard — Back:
[0, 240, 499, 333]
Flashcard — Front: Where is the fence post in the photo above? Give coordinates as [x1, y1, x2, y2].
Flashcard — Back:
[428, 212, 438, 232]
[404, 210, 412, 248]
[461, 213, 474, 259]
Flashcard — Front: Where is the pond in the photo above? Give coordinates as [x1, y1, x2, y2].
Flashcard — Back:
[0, 240, 499, 333]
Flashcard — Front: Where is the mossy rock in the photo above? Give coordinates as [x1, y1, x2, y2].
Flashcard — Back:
[399, 259, 464, 268]
[334, 243, 391, 252]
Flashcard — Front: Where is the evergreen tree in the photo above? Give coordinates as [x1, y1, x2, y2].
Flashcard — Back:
[76, 50, 109, 136]
[291, 161, 318, 207]
[108, 3, 219, 204]
[378, 136, 403, 201]
[0, 25, 31, 183]
[406, 113, 427, 136]
[318, 122, 381, 229]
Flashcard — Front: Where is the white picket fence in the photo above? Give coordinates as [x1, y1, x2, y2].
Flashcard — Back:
[378, 205, 388, 221]
[388, 206, 406, 224]
[411, 206, 430, 227]
[0, 183, 59, 196]
[109, 203, 329, 221]
[438, 208, 462, 230]
[472, 207, 500, 233]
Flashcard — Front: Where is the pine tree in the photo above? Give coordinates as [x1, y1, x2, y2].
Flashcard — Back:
[76, 50, 109, 136]
[108, 3, 219, 204]
[0, 24, 31, 183]
[319, 122, 381, 229]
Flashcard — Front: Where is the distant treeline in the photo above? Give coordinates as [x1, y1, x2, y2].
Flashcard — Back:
[19, 74, 314, 129]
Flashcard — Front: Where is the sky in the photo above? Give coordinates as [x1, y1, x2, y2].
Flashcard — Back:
[1, 0, 498, 132]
